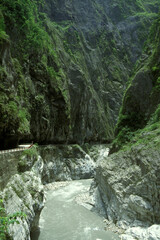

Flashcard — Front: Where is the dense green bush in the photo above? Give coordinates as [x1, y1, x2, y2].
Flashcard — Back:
[0, 0, 54, 55]
[149, 104, 160, 124]
[0, 95, 30, 137]
[0, 11, 8, 42]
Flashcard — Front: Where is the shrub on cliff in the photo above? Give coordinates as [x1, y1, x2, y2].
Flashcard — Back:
[0, 200, 26, 240]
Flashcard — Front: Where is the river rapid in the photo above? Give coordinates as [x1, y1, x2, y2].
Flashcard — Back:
[32, 179, 120, 240]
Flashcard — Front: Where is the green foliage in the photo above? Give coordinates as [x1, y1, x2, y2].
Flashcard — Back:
[46, 66, 58, 79]
[153, 76, 160, 91]
[112, 10, 160, 152]
[0, 11, 5, 31]
[22, 144, 38, 158]
[0, 97, 19, 132]
[157, 76, 160, 86]
[18, 144, 39, 172]
[112, 126, 135, 150]
[109, 0, 160, 20]
[0, 62, 30, 139]
[152, 66, 159, 71]
[0, 199, 26, 240]
[0, 94, 30, 136]
[0, 10, 8, 42]
[149, 104, 160, 124]
[18, 108, 30, 135]
[1, 0, 159, 146]
[113, 89, 160, 152]
[1, 0, 56, 57]
[1, 0, 62, 140]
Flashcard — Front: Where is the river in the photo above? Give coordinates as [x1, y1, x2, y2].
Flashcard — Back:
[32, 179, 120, 240]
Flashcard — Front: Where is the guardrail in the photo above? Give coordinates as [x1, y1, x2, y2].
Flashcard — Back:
[0, 144, 33, 155]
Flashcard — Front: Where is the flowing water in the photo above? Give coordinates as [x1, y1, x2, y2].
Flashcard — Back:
[32, 179, 120, 240]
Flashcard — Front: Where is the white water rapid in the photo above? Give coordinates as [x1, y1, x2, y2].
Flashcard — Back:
[32, 179, 120, 240]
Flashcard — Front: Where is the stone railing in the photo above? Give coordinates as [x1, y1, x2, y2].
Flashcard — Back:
[0, 144, 33, 154]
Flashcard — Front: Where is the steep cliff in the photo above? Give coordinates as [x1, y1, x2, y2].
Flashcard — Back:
[96, 12, 160, 240]
[111, 12, 160, 151]
[0, 0, 159, 148]
[0, 147, 45, 240]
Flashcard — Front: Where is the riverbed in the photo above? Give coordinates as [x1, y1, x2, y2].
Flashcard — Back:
[32, 179, 120, 240]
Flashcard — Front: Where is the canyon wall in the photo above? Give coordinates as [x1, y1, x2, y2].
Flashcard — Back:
[96, 12, 160, 240]
[0, 0, 159, 148]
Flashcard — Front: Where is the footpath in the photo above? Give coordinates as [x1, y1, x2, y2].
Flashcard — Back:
[0, 143, 33, 154]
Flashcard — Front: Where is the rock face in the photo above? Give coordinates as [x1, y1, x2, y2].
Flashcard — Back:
[95, 133, 160, 240]
[121, 225, 160, 240]
[96, 143, 160, 226]
[3, 172, 44, 240]
[40, 145, 95, 182]
[0, 152, 21, 191]
[95, 12, 160, 240]
[111, 12, 160, 151]
[0, 0, 160, 148]
[0, 149, 45, 240]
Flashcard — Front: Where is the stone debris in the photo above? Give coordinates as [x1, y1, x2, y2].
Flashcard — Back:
[75, 191, 95, 210]
[44, 181, 69, 191]
[103, 219, 125, 235]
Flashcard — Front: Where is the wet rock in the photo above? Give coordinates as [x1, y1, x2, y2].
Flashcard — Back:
[40, 145, 95, 182]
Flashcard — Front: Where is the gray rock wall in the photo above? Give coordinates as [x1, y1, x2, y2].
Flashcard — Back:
[1, 0, 159, 148]
[3, 172, 44, 240]
[96, 143, 160, 227]
[40, 145, 95, 182]
[0, 152, 21, 191]
[1, 151, 44, 240]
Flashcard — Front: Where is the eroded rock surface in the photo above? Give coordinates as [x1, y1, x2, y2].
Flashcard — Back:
[121, 225, 160, 240]
[1, 0, 159, 148]
[95, 140, 160, 239]
[3, 173, 44, 240]
[96, 144, 160, 225]
[40, 144, 95, 182]
[1, 152, 44, 240]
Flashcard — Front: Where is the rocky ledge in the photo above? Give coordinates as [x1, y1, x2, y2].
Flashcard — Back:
[95, 136, 160, 240]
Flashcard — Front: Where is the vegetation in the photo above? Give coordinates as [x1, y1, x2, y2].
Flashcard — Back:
[0, 0, 160, 147]
[112, 12, 160, 152]
[0, 199, 26, 240]
[0, 0, 72, 148]
[22, 144, 38, 158]
[0, 95, 30, 138]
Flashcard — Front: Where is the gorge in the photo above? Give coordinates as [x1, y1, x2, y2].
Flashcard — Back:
[0, 0, 160, 240]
